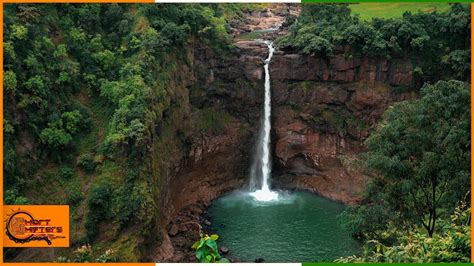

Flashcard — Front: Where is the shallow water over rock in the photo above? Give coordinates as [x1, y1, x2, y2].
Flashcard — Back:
[208, 190, 361, 262]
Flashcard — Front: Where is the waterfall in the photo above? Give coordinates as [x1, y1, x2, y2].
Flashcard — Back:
[249, 40, 279, 202]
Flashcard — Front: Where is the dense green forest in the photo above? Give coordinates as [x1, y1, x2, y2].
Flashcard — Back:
[277, 4, 470, 80]
[277, 4, 471, 263]
[338, 80, 471, 262]
[3, 3, 252, 261]
[3, 3, 471, 263]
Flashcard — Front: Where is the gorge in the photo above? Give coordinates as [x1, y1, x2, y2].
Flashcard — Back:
[154, 7, 416, 262]
[205, 37, 361, 262]
[5, 3, 469, 263]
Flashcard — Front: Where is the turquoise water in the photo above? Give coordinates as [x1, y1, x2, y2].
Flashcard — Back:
[208, 190, 361, 262]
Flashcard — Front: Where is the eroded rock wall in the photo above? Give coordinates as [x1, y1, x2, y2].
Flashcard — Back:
[153, 42, 265, 261]
[153, 40, 416, 260]
[270, 50, 415, 204]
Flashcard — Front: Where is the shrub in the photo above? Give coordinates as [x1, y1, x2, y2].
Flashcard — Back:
[77, 153, 97, 173]
[336, 201, 471, 262]
[95, 249, 117, 262]
[84, 182, 112, 241]
[4, 188, 29, 205]
[59, 166, 75, 179]
[73, 244, 93, 262]
[65, 182, 83, 205]
[192, 234, 229, 263]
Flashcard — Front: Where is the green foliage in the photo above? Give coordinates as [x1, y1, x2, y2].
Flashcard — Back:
[441, 49, 471, 79]
[85, 182, 112, 242]
[4, 188, 29, 205]
[113, 181, 144, 227]
[4, 70, 17, 93]
[337, 201, 471, 262]
[100, 74, 153, 155]
[39, 120, 73, 149]
[77, 153, 97, 173]
[275, 4, 354, 56]
[65, 179, 83, 205]
[276, 4, 470, 79]
[196, 108, 231, 135]
[38, 110, 85, 150]
[3, 3, 239, 261]
[59, 166, 75, 179]
[343, 80, 470, 246]
[192, 234, 229, 263]
[11, 24, 28, 40]
[339, 204, 393, 241]
[58, 244, 117, 263]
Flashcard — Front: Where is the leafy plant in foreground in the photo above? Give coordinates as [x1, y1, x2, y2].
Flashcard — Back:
[191, 234, 228, 263]
[336, 200, 471, 262]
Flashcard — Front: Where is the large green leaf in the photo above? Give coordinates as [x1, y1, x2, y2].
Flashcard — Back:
[205, 239, 218, 252]
[191, 240, 200, 250]
[195, 248, 209, 262]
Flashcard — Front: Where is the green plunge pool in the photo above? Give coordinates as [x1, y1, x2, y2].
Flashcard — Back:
[208, 190, 361, 262]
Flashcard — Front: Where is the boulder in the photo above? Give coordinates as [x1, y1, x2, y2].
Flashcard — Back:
[219, 246, 229, 254]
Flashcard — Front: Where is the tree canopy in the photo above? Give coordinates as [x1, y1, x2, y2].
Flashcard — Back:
[276, 4, 470, 80]
[341, 80, 470, 250]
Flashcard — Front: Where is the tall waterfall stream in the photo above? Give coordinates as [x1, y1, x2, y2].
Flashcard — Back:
[207, 39, 361, 262]
[249, 41, 279, 202]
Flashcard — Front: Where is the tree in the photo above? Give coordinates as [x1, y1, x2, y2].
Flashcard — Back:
[359, 80, 470, 237]
[337, 200, 471, 262]
[39, 120, 73, 149]
[299, 3, 352, 25]
[275, 3, 470, 76]
[39, 110, 83, 149]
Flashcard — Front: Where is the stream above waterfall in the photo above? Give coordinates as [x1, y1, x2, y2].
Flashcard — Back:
[208, 190, 361, 262]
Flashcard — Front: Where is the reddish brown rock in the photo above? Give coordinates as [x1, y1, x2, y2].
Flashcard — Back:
[154, 15, 418, 262]
[168, 224, 179, 237]
[273, 112, 365, 204]
[270, 51, 414, 87]
[235, 41, 268, 58]
[271, 51, 415, 204]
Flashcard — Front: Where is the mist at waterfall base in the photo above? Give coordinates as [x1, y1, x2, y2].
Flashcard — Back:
[207, 41, 360, 261]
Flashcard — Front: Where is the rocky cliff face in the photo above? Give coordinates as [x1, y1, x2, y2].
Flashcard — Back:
[153, 38, 416, 261]
[223, 41, 416, 205]
[152, 42, 265, 261]
[269, 49, 415, 204]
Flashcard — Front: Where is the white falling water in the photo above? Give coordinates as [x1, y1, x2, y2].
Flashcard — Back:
[249, 40, 279, 202]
